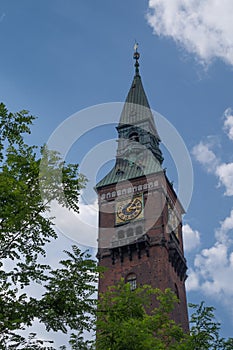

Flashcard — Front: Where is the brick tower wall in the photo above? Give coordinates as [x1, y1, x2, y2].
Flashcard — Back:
[97, 172, 189, 332]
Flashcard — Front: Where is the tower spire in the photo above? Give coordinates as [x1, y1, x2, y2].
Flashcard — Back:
[133, 42, 140, 76]
[96, 49, 189, 334]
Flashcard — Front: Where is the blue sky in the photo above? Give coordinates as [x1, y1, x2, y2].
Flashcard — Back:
[1, 0, 233, 344]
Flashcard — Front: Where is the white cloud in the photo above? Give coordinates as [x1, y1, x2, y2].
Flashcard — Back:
[186, 269, 200, 292]
[194, 242, 233, 297]
[147, 0, 233, 66]
[50, 195, 98, 249]
[190, 111, 233, 317]
[223, 108, 233, 141]
[216, 162, 233, 196]
[215, 209, 233, 242]
[188, 209, 233, 305]
[192, 141, 218, 172]
[183, 224, 200, 252]
[192, 139, 233, 197]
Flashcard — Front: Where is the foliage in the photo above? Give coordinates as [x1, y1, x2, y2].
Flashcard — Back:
[0, 103, 98, 349]
[96, 279, 188, 350]
[96, 280, 233, 350]
[188, 302, 233, 350]
[1, 103, 232, 349]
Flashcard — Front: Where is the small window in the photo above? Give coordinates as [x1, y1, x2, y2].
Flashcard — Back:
[127, 228, 134, 237]
[136, 226, 143, 236]
[116, 169, 124, 176]
[118, 230, 125, 239]
[126, 273, 137, 291]
[127, 187, 132, 194]
[129, 132, 139, 142]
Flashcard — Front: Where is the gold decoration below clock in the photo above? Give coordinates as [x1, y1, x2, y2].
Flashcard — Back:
[115, 195, 144, 224]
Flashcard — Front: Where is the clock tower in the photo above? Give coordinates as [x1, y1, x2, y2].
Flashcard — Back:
[96, 47, 189, 331]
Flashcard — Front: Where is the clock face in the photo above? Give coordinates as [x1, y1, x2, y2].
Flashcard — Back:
[116, 195, 143, 224]
[168, 204, 179, 237]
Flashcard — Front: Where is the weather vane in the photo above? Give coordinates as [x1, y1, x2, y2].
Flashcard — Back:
[133, 42, 140, 60]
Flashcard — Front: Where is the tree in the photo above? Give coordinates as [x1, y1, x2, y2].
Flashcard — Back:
[0, 103, 98, 349]
[188, 302, 233, 350]
[96, 280, 233, 350]
[96, 279, 188, 350]
[2, 103, 232, 349]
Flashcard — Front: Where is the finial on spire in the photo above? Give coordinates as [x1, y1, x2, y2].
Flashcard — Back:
[133, 42, 140, 75]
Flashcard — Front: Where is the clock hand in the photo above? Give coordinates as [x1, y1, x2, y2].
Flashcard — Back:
[125, 202, 136, 213]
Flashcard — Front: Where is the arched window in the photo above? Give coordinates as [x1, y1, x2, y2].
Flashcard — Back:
[126, 273, 137, 291]
[136, 226, 143, 236]
[116, 169, 124, 176]
[129, 132, 139, 142]
[174, 283, 179, 300]
[126, 228, 134, 237]
[118, 230, 125, 239]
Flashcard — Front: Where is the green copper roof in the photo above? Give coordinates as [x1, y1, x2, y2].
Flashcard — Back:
[118, 74, 156, 128]
[118, 48, 157, 133]
[96, 152, 162, 189]
[126, 74, 150, 109]
[96, 46, 163, 190]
